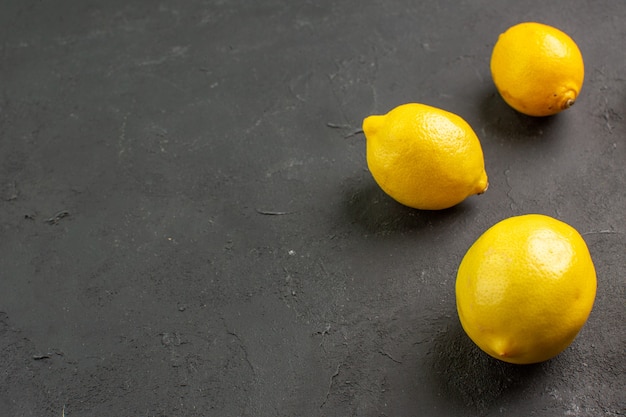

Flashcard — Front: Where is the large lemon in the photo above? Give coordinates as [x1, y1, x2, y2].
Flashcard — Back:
[362, 103, 488, 210]
[456, 214, 597, 364]
[490, 22, 584, 116]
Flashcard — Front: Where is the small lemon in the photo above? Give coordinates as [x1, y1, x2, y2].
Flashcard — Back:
[490, 22, 584, 116]
[456, 214, 597, 364]
[362, 103, 488, 210]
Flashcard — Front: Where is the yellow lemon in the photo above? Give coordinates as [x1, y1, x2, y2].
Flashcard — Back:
[362, 103, 488, 210]
[490, 22, 584, 116]
[456, 214, 597, 364]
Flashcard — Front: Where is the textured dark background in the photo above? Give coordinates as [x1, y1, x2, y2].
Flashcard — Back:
[1, 1, 624, 416]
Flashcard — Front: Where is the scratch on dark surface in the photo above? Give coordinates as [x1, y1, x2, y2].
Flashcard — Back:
[33, 349, 64, 360]
[255, 209, 293, 216]
[320, 363, 341, 408]
[226, 328, 257, 379]
[582, 230, 623, 236]
[45, 210, 70, 225]
[326, 122, 351, 129]
[503, 168, 516, 209]
[379, 350, 402, 364]
[314, 324, 331, 352]
[326, 122, 363, 138]
[343, 128, 363, 138]
[32, 354, 50, 360]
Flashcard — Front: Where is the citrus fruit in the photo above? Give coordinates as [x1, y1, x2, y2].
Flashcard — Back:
[455, 214, 597, 364]
[490, 22, 584, 116]
[361, 103, 488, 210]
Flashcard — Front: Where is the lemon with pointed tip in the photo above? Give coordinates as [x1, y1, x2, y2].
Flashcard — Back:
[490, 22, 584, 116]
[362, 103, 488, 210]
[456, 214, 597, 364]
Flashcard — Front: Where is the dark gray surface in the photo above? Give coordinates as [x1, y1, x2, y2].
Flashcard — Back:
[1, 1, 624, 416]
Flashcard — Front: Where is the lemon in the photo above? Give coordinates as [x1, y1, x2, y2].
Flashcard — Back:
[362, 103, 488, 210]
[490, 22, 584, 116]
[456, 214, 597, 364]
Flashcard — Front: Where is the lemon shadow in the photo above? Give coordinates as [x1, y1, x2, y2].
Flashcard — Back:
[479, 87, 567, 144]
[426, 315, 550, 414]
[340, 178, 478, 236]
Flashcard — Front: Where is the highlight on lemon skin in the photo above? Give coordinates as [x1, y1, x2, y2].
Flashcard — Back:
[455, 214, 597, 364]
[490, 22, 585, 117]
[361, 103, 488, 210]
